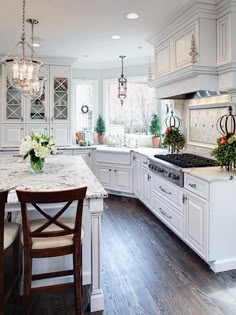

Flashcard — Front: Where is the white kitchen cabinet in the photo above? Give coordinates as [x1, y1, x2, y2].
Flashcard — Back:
[1, 124, 25, 147]
[96, 164, 132, 193]
[50, 66, 71, 124]
[184, 190, 208, 260]
[74, 149, 93, 170]
[141, 167, 152, 207]
[1, 65, 72, 148]
[133, 153, 142, 198]
[27, 124, 49, 136]
[50, 124, 71, 147]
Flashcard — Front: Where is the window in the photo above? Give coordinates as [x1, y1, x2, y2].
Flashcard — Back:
[107, 78, 157, 135]
[73, 80, 98, 135]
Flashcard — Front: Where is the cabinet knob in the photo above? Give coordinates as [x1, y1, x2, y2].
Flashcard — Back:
[114, 170, 117, 172]
[21, 116, 24, 122]
[109, 169, 111, 172]
[45, 116, 47, 122]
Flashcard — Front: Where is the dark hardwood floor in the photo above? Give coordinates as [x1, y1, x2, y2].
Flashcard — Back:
[5, 195, 236, 315]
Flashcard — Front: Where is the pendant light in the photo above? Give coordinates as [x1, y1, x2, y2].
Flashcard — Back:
[118, 55, 127, 106]
[1, 0, 44, 95]
[23, 19, 46, 99]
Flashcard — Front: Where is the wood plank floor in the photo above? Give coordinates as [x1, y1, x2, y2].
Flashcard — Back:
[5, 195, 236, 315]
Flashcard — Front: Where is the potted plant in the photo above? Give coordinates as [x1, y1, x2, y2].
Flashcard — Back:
[211, 132, 236, 171]
[95, 115, 106, 144]
[149, 114, 161, 148]
[163, 127, 185, 153]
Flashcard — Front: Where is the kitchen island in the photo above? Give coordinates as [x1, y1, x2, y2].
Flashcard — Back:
[0, 155, 108, 312]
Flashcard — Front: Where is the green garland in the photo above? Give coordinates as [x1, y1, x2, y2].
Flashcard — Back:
[211, 133, 236, 170]
[163, 127, 185, 153]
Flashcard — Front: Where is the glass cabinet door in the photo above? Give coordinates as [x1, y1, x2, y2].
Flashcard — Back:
[30, 85, 46, 121]
[53, 77, 69, 121]
[5, 80, 23, 122]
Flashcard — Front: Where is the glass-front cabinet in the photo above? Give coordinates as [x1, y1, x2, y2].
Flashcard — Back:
[1, 65, 71, 148]
[50, 66, 71, 123]
[3, 79, 24, 123]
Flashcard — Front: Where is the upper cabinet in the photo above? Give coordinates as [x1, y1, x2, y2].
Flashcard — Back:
[50, 66, 71, 123]
[1, 64, 72, 148]
[147, 0, 236, 98]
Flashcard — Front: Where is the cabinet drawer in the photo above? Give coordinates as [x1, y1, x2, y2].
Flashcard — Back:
[152, 175, 183, 211]
[152, 192, 183, 237]
[184, 174, 209, 200]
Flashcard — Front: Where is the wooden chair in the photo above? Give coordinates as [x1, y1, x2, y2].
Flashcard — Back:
[0, 190, 20, 315]
[16, 186, 87, 315]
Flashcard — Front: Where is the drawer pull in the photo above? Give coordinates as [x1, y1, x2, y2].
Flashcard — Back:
[159, 186, 172, 195]
[143, 161, 148, 165]
[159, 208, 172, 219]
[189, 183, 197, 188]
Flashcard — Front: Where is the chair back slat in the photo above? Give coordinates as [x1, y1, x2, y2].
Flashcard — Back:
[31, 201, 73, 235]
[16, 187, 87, 246]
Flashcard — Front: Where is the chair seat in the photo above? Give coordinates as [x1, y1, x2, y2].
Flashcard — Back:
[4, 223, 19, 250]
[21, 217, 84, 250]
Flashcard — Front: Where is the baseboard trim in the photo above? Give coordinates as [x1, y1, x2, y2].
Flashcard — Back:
[210, 258, 236, 272]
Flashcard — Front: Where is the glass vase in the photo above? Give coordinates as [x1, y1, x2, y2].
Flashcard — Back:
[30, 157, 45, 173]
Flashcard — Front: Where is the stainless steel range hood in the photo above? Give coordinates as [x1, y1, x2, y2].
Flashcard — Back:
[161, 90, 227, 100]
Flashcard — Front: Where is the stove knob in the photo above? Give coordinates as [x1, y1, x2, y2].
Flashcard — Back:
[172, 174, 180, 180]
[168, 172, 173, 178]
[158, 167, 164, 173]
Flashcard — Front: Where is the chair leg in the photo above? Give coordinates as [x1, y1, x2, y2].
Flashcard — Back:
[13, 235, 20, 301]
[23, 250, 32, 315]
[73, 245, 82, 315]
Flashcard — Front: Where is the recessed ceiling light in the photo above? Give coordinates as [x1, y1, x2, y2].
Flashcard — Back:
[31, 43, 40, 47]
[126, 13, 140, 20]
[111, 35, 121, 40]
[137, 46, 143, 49]
[83, 55, 89, 58]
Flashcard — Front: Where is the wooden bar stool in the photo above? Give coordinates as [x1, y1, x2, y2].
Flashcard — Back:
[0, 190, 20, 315]
[16, 186, 87, 315]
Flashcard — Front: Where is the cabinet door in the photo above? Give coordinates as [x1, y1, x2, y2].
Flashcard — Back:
[96, 165, 111, 189]
[50, 124, 71, 146]
[2, 67, 25, 124]
[74, 149, 92, 170]
[133, 154, 141, 197]
[141, 168, 152, 207]
[1, 124, 25, 147]
[184, 191, 208, 260]
[50, 66, 71, 123]
[112, 168, 132, 193]
[26, 66, 50, 124]
[27, 124, 49, 135]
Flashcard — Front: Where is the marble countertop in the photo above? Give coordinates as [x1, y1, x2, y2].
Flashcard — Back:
[0, 156, 108, 204]
[183, 167, 236, 182]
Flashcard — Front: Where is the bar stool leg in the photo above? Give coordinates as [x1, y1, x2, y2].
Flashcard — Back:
[73, 245, 82, 315]
[23, 250, 32, 315]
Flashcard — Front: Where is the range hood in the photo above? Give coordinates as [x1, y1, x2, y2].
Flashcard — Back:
[147, 64, 220, 99]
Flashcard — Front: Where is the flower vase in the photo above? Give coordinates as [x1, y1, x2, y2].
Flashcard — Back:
[30, 157, 45, 173]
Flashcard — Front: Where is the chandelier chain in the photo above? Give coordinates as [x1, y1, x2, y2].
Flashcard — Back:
[21, 0, 26, 59]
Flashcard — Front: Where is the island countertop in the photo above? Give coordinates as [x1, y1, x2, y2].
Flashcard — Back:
[0, 155, 108, 204]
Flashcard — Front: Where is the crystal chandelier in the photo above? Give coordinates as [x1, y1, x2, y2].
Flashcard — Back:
[1, 0, 44, 96]
[118, 56, 127, 106]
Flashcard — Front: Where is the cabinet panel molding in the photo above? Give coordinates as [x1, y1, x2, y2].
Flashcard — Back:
[217, 13, 231, 65]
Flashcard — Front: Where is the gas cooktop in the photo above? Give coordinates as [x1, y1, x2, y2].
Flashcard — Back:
[153, 153, 217, 168]
[148, 153, 217, 186]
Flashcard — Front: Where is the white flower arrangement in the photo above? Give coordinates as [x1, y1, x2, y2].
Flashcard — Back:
[20, 133, 57, 160]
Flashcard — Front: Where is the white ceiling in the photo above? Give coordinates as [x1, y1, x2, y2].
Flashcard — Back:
[0, 0, 190, 69]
